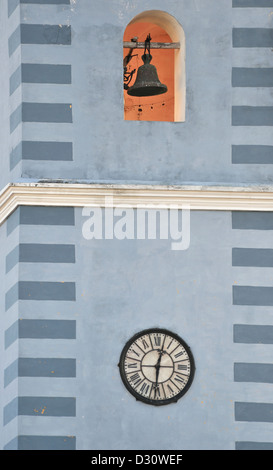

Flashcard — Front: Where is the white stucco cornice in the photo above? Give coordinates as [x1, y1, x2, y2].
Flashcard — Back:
[1, 181, 273, 225]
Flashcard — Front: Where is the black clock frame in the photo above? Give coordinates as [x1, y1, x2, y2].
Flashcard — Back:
[118, 328, 195, 406]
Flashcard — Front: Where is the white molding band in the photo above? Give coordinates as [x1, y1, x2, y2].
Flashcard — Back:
[1, 182, 273, 225]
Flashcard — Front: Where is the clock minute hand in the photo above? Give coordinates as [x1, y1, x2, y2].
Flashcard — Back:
[154, 348, 164, 398]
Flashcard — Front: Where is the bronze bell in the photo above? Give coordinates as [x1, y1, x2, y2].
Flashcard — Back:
[127, 53, 168, 97]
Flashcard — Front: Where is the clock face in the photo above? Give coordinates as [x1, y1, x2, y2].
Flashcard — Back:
[118, 328, 195, 406]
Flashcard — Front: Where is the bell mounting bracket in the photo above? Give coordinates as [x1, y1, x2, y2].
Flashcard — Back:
[123, 34, 180, 91]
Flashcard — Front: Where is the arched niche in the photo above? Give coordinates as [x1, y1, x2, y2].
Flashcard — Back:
[123, 10, 185, 122]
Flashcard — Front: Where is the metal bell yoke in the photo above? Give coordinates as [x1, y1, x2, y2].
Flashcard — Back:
[127, 34, 168, 97]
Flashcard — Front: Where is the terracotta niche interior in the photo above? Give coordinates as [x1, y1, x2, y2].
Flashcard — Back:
[123, 22, 175, 122]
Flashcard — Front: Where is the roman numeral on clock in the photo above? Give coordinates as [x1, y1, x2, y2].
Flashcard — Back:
[177, 364, 188, 370]
[127, 362, 138, 368]
[140, 382, 150, 395]
[154, 335, 161, 347]
[142, 339, 149, 349]
[129, 372, 142, 386]
[174, 374, 186, 385]
[174, 351, 184, 358]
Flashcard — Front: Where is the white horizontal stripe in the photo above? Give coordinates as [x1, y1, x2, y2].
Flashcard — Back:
[1, 182, 273, 226]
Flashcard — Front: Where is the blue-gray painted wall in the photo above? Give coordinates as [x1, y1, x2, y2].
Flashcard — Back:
[3, 0, 272, 185]
[2, 206, 273, 450]
[1, 0, 273, 451]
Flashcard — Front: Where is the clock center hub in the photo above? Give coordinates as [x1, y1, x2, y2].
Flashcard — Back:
[141, 350, 173, 382]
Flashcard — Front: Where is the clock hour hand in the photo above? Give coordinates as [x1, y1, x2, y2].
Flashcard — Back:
[154, 369, 160, 398]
